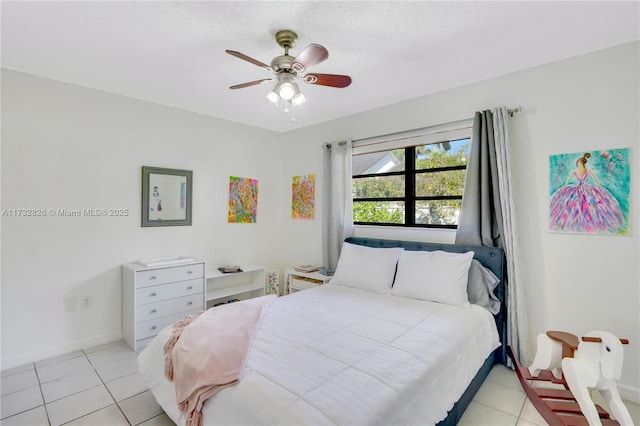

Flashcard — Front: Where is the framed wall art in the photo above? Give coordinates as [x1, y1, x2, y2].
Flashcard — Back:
[142, 166, 192, 227]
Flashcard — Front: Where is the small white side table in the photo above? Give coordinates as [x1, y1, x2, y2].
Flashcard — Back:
[284, 269, 332, 294]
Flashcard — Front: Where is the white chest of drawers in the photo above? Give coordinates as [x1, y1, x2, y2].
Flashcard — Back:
[122, 260, 205, 351]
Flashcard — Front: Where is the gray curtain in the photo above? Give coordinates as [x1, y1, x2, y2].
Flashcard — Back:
[456, 111, 504, 247]
[322, 140, 354, 269]
[456, 108, 529, 367]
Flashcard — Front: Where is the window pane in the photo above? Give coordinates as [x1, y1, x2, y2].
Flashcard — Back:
[415, 138, 470, 169]
[415, 200, 462, 225]
[351, 133, 470, 228]
[353, 149, 405, 175]
[415, 169, 466, 197]
[353, 175, 405, 198]
[353, 201, 405, 224]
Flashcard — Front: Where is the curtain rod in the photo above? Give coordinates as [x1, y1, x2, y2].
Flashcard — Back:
[323, 140, 348, 149]
[325, 105, 521, 148]
[507, 105, 522, 117]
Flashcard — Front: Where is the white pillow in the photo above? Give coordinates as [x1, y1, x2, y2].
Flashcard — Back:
[330, 242, 404, 294]
[392, 250, 474, 307]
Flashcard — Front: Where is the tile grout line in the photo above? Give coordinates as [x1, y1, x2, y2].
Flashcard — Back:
[82, 345, 163, 425]
[80, 348, 133, 426]
[471, 376, 530, 424]
[0, 367, 47, 423]
[36, 354, 106, 403]
[515, 393, 529, 425]
[49, 383, 115, 425]
[34, 348, 131, 425]
[32, 361, 53, 426]
[471, 398, 523, 422]
[1, 343, 156, 426]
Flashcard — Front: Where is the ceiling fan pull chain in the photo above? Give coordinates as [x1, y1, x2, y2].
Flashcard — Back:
[284, 100, 290, 113]
[291, 104, 296, 123]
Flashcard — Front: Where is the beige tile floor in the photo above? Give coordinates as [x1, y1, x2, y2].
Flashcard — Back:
[1, 341, 638, 425]
[1, 341, 173, 426]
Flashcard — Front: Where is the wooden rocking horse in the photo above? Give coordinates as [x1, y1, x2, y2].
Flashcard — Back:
[509, 330, 632, 426]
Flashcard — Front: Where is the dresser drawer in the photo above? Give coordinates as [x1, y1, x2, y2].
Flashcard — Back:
[136, 293, 203, 322]
[136, 278, 203, 305]
[136, 309, 201, 340]
[135, 263, 205, 288]
[135, 335, 159, 352]
[291, 277, 322, 291]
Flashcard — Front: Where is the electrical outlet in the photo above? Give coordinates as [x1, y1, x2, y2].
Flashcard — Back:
[80, 296, 91, 310]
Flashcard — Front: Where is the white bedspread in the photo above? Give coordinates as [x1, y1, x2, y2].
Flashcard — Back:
[139, 283, 500, 426]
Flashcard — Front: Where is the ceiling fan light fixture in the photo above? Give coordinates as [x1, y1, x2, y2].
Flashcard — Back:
[292, 92, 305, 106]
[265, 90, 279, 104]
[227, 29, 352, 124]
[278, 82, 296, 100]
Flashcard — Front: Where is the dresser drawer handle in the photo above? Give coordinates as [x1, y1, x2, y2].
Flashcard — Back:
[187, 270, 193, 274]
[149, 276, 157, 280]
[150, 309, 157, 314]
[150, 292, 157, 297]
[187, 286, 193, 290]
[151, 325, 157, 331]
[187, 301, 193, 305]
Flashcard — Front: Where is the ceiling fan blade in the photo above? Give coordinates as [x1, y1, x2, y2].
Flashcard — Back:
[225, 50, 272, 71]
[291, 44, 329, 73]
[230, 79, 272, 89]
[303, 73, 352, 88]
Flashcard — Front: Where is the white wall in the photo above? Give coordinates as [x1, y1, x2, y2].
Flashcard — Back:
[280, 42, 640, 399]
[1, 70, 286, 367]
[2, 41, 638, 399]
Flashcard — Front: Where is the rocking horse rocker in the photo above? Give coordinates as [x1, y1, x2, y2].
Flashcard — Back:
[508, 330, 633, 426]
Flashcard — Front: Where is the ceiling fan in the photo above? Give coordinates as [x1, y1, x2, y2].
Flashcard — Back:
[226, 30, 352, 120]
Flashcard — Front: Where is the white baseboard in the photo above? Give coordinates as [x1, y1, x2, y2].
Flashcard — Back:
[1, 331, 123, 371]
[618, 383, 640, 405]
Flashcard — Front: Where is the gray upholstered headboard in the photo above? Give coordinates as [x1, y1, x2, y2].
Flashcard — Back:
[344, 236, 507, 364]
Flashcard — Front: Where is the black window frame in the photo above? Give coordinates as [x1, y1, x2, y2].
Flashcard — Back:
[352, 143, 468, 229]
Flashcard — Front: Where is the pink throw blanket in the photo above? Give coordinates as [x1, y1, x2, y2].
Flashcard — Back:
[164, 295, 275, 426]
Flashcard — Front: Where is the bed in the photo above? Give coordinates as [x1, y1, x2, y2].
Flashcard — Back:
[138, 237, 507, 425]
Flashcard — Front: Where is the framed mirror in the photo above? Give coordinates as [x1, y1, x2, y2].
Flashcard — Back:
[142, 166, 192, 227]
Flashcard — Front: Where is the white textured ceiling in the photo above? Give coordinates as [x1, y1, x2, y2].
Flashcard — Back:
[2, 1, 638, 132]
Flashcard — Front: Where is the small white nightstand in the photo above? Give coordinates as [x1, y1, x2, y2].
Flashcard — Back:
[284, 269, 332, 294]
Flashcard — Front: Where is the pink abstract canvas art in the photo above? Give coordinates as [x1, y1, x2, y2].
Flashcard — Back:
[549, 148, 630, 235]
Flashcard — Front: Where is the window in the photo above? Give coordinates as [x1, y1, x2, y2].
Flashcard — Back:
[352, 137, 471, 228]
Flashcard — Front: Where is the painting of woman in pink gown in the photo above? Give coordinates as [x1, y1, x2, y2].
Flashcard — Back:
[549, 148, 629, 235]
